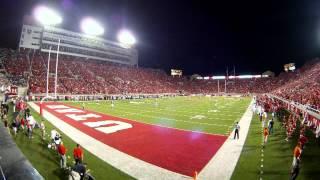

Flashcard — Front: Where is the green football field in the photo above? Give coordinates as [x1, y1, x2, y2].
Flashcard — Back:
[66, 96, 252, 135]
[7, 96, 320, 180]
[8, 96, 252, 179]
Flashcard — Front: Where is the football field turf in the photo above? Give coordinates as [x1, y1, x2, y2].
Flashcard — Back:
[66, 96, 251, 135]
[9, 96, 252, 179]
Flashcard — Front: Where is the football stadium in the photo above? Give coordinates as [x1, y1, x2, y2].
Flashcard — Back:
[0, 1, 320, 180]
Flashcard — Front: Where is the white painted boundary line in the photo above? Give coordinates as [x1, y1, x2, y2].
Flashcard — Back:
[198, 99, 254, 180]
[28, 102, 190, 180]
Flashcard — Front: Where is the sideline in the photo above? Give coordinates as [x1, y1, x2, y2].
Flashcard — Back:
[198, 99, 254, 180]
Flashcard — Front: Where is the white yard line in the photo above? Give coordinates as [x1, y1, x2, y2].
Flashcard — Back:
[28, 102, 190, 180]
[197, 99, 254, 180]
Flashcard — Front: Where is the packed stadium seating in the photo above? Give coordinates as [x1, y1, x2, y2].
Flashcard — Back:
[0, 48, 319, 110]
[272, 59, 320, 111]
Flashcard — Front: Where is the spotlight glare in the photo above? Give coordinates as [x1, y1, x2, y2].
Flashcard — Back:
[80, 17, 104, 36]
[117, 30, 136, 46]
[34, 6, 62, 26]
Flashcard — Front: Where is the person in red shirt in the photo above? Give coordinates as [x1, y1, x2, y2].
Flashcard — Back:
[299, 134, 308, 150]
[292, 143, 302, 167]
[263, 127, 269, 148]
[20, 117, 25, 131]
[57, 142, 67, 168]
[73, 144, 83, 165]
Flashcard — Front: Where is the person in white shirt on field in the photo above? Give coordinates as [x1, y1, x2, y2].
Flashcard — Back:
[40, 120, 46, 140]
[262, 111, 268, 128]
[234, 122, 240, 140]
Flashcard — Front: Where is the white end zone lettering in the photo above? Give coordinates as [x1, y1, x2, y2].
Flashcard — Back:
[46, 105, 69, 109]
[66, 113, 102, 121]
[84, 120, 133, 134]
[55, 108, 84, 113]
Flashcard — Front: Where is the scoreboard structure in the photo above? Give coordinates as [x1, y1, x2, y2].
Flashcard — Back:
[171, 69, 183, 76]
[19, 24, 138, 66]
[284, 63, 296, 72]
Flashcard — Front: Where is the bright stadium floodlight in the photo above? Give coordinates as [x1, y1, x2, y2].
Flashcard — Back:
[80, 17, 104, 36]
[33, 6, 62, 26]
[117, 30, 136, 46]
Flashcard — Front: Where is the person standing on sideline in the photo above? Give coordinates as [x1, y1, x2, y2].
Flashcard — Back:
[292, 143, 302, 167]
[262, 111, 267, 128]
[40, 120, 46, 140]
[271, 111, 275, 119]
[73, 144, 84, 165]
[263, 127, 269, 148]
[111, 100, 114, 108]
[12, 98, 16, 112]
[299, 134, 308, 151]
[234, 122, 240, 140]
[20, 116, 25, 132]
[290, 158, 301, 180]
[12, 118, 18, 136]
[268, 118, 274, 135]
[259, 111, 263, 122]
[3, 114, 10, 133]
[57, 142, 67, 169]
[263, 111, 268, 121]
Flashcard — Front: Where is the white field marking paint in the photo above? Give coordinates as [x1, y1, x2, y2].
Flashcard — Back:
[190, 115, 206, 120]
[84, 120, 133, 134]
[105, 104, 237, 122]
[129, 101, 145, 104]
[47, 105, 69, 109]
[118, 110, 229, 127]
[55, 108, 84, 113]
[208, 109, 219, 113]
[66, 113, 102, 121]
[115, 100, 247, 116]
[134, 98, 245, 114]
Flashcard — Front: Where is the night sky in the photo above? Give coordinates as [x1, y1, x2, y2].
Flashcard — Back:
[1, 0, 320, 75]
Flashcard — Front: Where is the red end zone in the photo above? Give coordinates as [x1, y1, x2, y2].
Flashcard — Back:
[39, 102, 227, 176]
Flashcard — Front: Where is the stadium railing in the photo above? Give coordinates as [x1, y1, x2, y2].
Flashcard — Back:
[267, 93, 320, 119]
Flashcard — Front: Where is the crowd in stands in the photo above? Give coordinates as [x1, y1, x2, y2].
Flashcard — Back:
[272, 59, 320, 111]
[0, 47, 319, 180]
[0, 48, 29, 86]
[0, 48, 319, 111]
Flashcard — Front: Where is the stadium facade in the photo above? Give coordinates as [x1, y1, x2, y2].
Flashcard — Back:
[19, 24, 138, 66]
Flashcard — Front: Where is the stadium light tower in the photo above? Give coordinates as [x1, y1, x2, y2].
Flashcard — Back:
[117, 30, 136, 46]
[80, 17, 104, 36]
[34, 6, 62, 26]
[33, 5, 62, 98]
